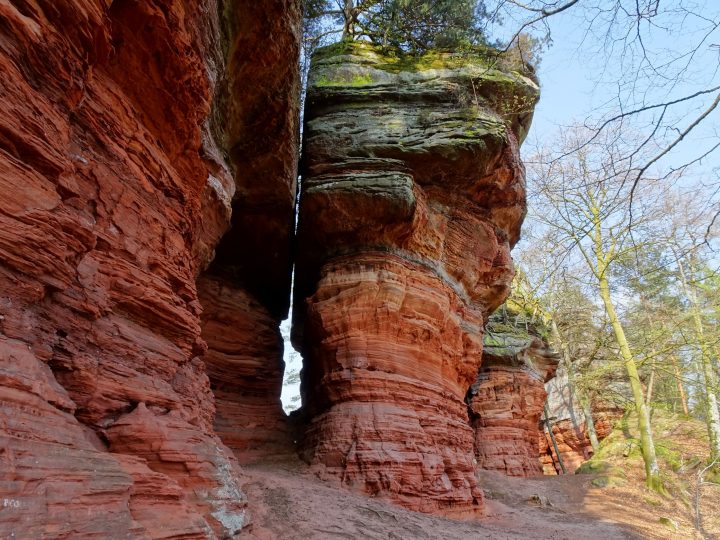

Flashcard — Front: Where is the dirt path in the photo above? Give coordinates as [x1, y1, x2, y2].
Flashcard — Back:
[239, 458, 641, 539]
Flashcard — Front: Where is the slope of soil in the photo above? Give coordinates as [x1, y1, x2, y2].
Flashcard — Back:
[573, 410, 720, 539]
[241, 459, 633, 539]
[240, 411, 720, 539]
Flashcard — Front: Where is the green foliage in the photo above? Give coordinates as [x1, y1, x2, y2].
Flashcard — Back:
[658, 517, 679, 531]
[315, 72, 373, 86]
[304, 0, 492, 55]
[361, 0, 487, 53]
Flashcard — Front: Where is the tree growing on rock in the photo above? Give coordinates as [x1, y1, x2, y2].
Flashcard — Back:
[304, 0, 488, 53]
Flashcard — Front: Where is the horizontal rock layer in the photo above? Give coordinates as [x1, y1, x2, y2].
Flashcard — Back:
[294, 42, 539, 514]
[0, 0, 299, 537]
[469, 315, 559, 477]
[470, 366, 548, 477]
[539, 416, 613, 475]
[299, 253, 485, 514]
[198, 274, 292, 463]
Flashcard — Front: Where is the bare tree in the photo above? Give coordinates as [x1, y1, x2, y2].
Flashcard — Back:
[528, 126, 670, 490]
[487, 0, 720, 232]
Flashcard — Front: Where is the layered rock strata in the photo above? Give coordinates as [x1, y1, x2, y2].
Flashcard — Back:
[198, 274, 292, 463]
[539, 416, 613, 474]
[197, 0, 301, 463]
[468, 313, 559, 476]
[0, 0, 299, 537]
[293, 42, 539, 515]
[540, 369, 616, 474]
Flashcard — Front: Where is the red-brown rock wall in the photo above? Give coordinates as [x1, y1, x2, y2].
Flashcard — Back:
[469, 366, 548, 477]
[194, 0, 300, 467]
[198, 274, 292, 463]
[299, 253, 485, 514]
[0, 0, 299, 537]
[293, 42, 539, 515]
[539, 416, 613, 475]
[468, 321, 559, 478]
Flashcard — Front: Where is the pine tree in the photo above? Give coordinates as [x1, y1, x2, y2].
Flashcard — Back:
[304, 0, 488, 54]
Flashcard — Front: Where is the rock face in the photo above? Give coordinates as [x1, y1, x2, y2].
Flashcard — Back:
[197, 0, 301, 464]
[0, 0, 299, 537]
[293, 42, 539, 515]
[539, 416, 613, 474]
[468, 312, 559, 476]
[198, 274, 292, 463]
[541, 370, 615, 474]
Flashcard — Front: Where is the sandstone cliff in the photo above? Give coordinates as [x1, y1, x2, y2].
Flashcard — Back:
[469, 311, 559, 477]
[0, 0, 546, 531]
[542, 371, 615, 474]
[0, 0, 299, 537]
[292, 42, 539, 515]
[538, 416, 613, 475]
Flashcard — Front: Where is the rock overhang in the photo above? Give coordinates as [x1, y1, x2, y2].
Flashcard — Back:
[292, 39, 540, 515]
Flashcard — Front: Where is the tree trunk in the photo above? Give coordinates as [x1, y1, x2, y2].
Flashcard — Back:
[341, 0, 354, 39]
[694, 314, 720, 462]
[587, 202, 661, 491]
[677, 258, 720, 461]
[597, 274, 662, 491]
[543, 404, 567, 474]
[645, 366, 656, 405]
[670, 354, 690, 416]
[581, 396, 600, 451]
[638, 301, 660, 408]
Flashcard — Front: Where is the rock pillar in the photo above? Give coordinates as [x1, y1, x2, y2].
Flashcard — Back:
[293, 42, 539, 514]
[469, 314, 559, 476]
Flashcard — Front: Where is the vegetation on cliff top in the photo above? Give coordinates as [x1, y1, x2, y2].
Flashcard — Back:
[304, 0, 489, 54]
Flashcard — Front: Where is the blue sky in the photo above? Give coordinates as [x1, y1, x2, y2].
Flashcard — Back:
[523, 2, 719, 177]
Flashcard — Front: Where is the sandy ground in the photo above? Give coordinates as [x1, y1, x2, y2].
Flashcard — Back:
[239, 457, 645, 539]
[238, 411, 720, 539]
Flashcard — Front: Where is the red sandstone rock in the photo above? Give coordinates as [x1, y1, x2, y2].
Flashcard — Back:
[107, 403, 248, 536]
[539, 416, 613, 475]
[469, 318, 559, 477]
[293, 42, 539, 515]
[299, 254, 485, 514]
[209, 0, 301, 317]
[198, 274, 292, 463]
[197, 0, 301, 467]
[470, 366, 549, 477]
[540, 369, 616, 474]
[0, 336, 141, 537]
[0, 0, 300, 536]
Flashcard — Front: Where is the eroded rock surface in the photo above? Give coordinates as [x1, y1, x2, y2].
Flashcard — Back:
[539, 416, 614, 475]
[541, 369, 616, 474]
[293, 42, 539, 515]
[469, 312, 559, 476]
[198, 274, 292, 463]
[196, 0, 301, 465]
[0, 0, 299, 537]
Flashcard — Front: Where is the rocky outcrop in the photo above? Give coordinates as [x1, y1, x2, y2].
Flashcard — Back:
[198, 274, 292, 463]
[539, 416, 613, 474]
[196, 0, 301, 465]
[293, 42, 539, 515]
[468, 313, 559, 476]
[0, 0, 299, 537]
[541, 369, 615, 474]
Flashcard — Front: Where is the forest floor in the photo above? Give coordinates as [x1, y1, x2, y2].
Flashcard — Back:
[240, 412, 720, 539]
